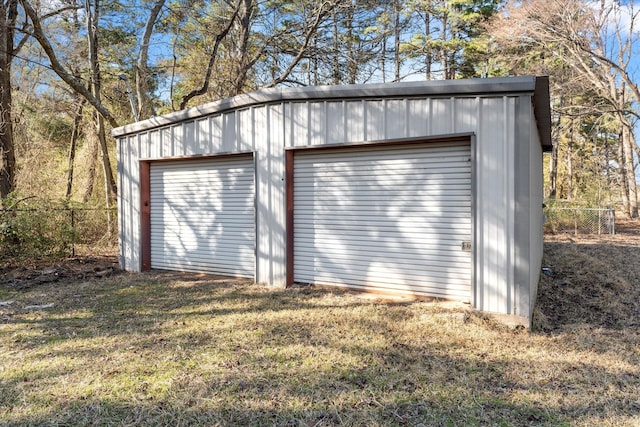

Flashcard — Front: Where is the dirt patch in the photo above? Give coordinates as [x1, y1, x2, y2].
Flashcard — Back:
[0, 256, 120, 291]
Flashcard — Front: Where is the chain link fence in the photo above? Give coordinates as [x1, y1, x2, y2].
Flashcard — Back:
[0, 207, 117, 260]
[544, 206, 615, 235]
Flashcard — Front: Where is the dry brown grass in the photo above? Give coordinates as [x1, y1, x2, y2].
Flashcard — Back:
[1, 228, 640, 426]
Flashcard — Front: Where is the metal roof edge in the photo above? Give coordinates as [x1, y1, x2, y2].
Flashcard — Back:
[532, 76, 553, 151]
[112, 76, 544, 138]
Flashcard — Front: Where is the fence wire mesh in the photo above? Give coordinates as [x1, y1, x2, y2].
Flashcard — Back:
[544, 207, 615, 235]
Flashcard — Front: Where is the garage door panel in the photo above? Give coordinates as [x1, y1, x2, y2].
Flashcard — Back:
[294, 255, 471, 277]
[305, 280, 469, 299]
[151, 248, 255, 262]
[294, 273, 472, 290]
[151, 187, 255, 197]
[294, 224, 472, 236]
[300, 272, 472, 290]
[296, 243, 468, 268]
[150, 211, 256, 222]
[295, 187, 471, 198]
[293, 168, 471, 181]
[151, 260, 254, 276]
[294, 194, 471, 205]
[295, 239, 469, 253]
[152, 236, 255, 250]
[294, 214, 472, 225]
[152, 159, 251, 170]
[295, 144, 469, 162]
[294, 229, 470, 243]
[293, 203, 471, 215]
[150, 177, 253, 184]
[293, 141, 471, 301]
[151, 194, 253, 203]
[150, 156, 255, 277]
[294, 212, 471, 222]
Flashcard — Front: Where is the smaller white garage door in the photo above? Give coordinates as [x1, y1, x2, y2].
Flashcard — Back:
[293, 141, 472, 300]
[149, 155, 255, 277]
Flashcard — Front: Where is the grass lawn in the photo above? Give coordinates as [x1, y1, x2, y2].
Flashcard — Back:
[1, 234, 639, 426]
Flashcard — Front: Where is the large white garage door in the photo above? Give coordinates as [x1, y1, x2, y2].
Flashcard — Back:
[293, 141, 472, 300]
[149, 155, 255, 277]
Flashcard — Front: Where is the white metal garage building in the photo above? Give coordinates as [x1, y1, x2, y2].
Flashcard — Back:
[113, 76, 551, 326]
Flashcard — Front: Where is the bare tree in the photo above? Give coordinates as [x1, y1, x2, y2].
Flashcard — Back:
[490, 0, 640, 216]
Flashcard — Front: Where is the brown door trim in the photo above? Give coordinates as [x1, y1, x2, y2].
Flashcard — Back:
[140, 161, 151, 271]
[285, 150, 295, 286]
[139, 151, 255, 272]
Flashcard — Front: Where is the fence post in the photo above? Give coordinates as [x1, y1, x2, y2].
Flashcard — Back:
[598, 208, 601, 235]
[611, 208, 615, 235]
[71, 208, 75, 257]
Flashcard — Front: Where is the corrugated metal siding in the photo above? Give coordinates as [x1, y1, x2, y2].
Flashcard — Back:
[474, 97, 516, 314]
[255, 104, 287, 285]
[118, 134, 142, 272]
[293, 141, 472, 300]
[115, 82, 545, 321]
[149, 156, 255, 277]
[529, 120, 544, 318]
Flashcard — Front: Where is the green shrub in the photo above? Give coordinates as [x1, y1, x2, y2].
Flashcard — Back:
[0, 197, 74, 262]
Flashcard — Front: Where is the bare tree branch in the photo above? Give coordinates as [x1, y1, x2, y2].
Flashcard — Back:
[265, 1, 334, 88]
[179, 0, 243, 110]
[136, 0, 165, 120]
[21, 0, 120, 129]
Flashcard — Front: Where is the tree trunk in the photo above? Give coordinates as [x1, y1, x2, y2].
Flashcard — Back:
[136, 0, 165, 121]
[549, 139, 558, 198]
[86, 0, 116, 200]
[381, 21, 387, 82]
[393, 0, 400, 81]
[567, 118, 574, 201]
[98, 114, 114, 236]
[312, 32, 318, 85]
[346, 3, 357, 84]
[440, 13, 449, 79]
[424, 11, 431, 80]
[0, 0, 18, 199]
[617, 129, 630, 217]
[65, 99, 85, 200]
[82, 130, 98, 203]
[622, 122, 638, 218]
[232, 0, 254, 96]
[604, 131, 610, 188]
[548, 98, 563, 198]
[332, 9, 340, 84]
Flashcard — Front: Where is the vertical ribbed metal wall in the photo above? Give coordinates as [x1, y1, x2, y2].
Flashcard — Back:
[116, 80, 546, 322]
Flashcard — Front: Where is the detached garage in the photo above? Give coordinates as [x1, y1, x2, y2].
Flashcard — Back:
[114, 76, 551, 326]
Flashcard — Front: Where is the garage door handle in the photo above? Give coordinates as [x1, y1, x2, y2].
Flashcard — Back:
[461, 241, 471, 251]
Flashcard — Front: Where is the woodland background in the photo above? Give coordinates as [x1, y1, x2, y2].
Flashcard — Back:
[1, 0, 640, 258]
